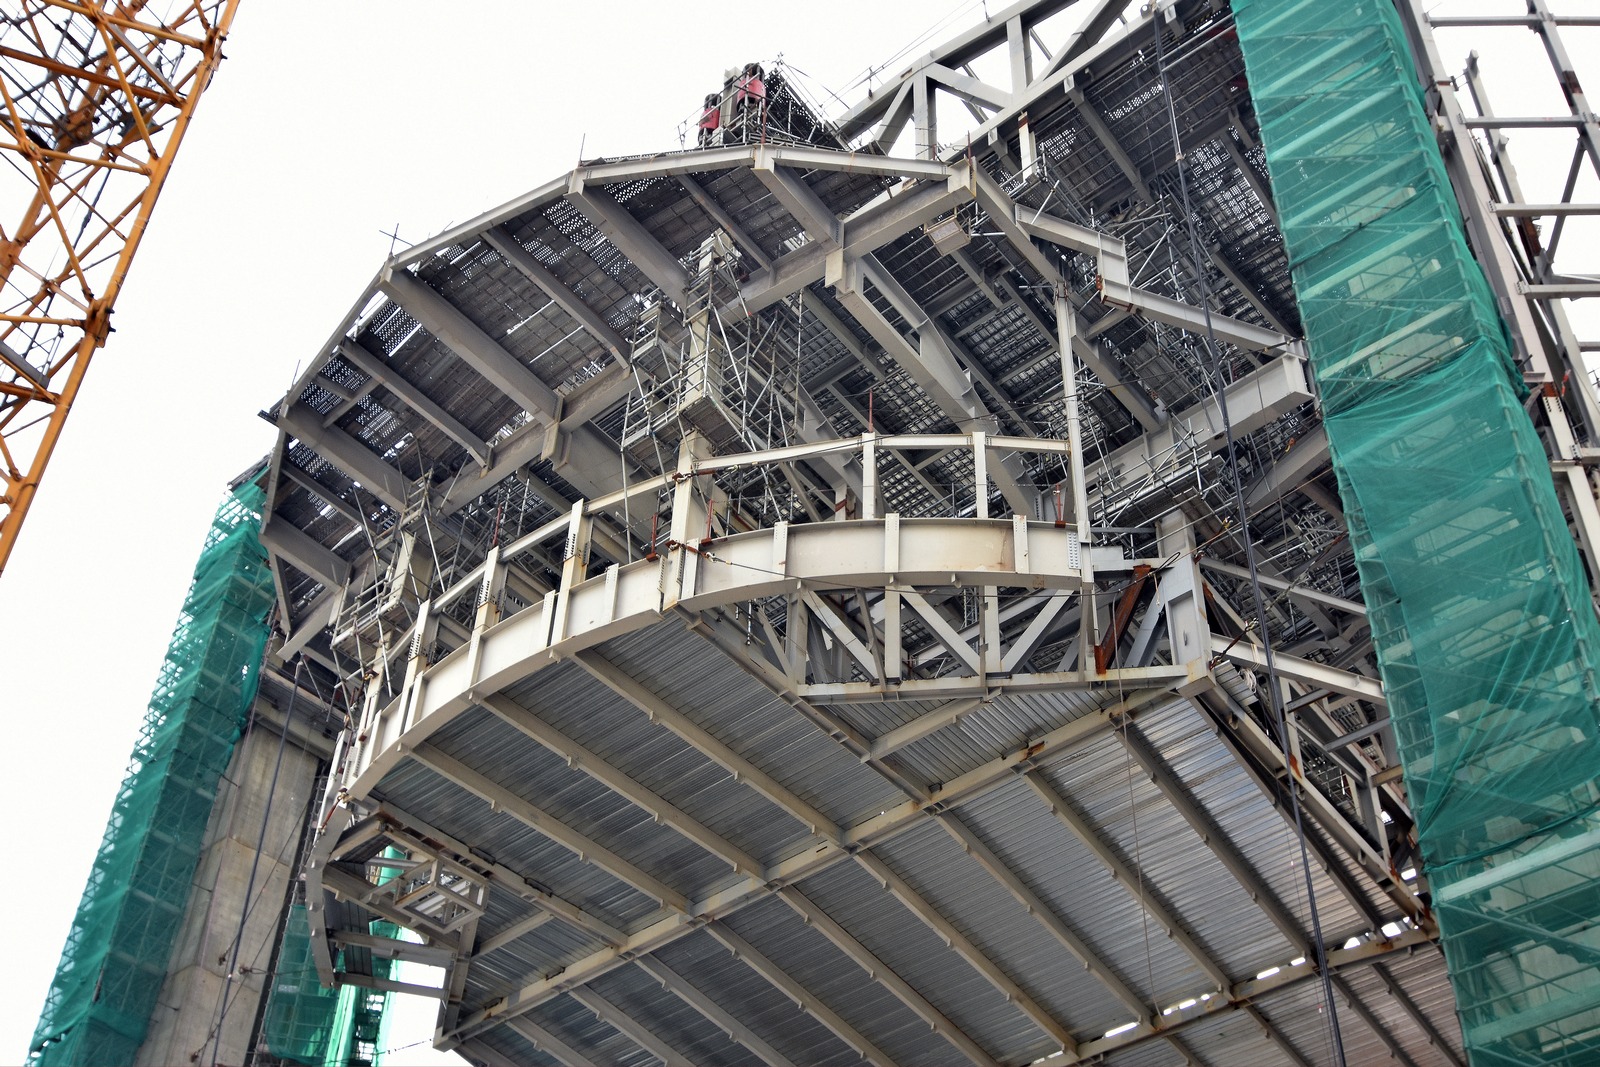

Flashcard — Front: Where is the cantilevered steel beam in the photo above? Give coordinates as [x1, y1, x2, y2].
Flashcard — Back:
[441, 689, 1178, 1043]
[378, 269, 560, 418]
[480, 693, 767, 879]
[571, 648, 842, 843]
[1020, 770, 1231, 990]
[635, 956, 796, 1067]
[854, 851, 1078, 1056]
[337, 339, 490, 467]
[377, 801, 626, 947]
[277, 403, 411, 510]
[566, 178, 691, 308]
[480, 227, 630, 362]
[1371, 962, 1469, 1067]
[1209, 634, 1385, 706]
[1332, 975, 1422, 1067]
[411, 743, 691, 912]
[1117, 725, 1311, 956]
[777, 886, 1000, 1067]
[567, 988, 691, 1066]
[686, 609, 931, 802]
[938, 813, 1151, 1022]
[507, 1018, 598, 1067]
[705, 924, 899, 1067]
[1242, 1005, 1314, 1067]
[473, 912, 553, 960]
[260, 516, 350, 588]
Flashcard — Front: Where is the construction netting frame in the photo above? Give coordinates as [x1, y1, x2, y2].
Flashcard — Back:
[1234, 1, 1600, 1063]
[27, 481, 276, 1066]
[261, 894, 397, 1066]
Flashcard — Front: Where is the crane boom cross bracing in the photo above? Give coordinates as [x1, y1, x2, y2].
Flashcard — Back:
[0, 0, 240, 578]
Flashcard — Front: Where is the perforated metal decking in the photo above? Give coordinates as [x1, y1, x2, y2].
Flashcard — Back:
[1234, 1, 1600, 1063]
[27, 484, 275, 1066]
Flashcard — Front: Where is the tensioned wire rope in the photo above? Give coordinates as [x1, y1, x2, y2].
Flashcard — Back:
[1144, 7, 1347, 1063]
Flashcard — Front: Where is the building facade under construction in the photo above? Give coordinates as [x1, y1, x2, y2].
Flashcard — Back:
[28, 1, 1600, 1065]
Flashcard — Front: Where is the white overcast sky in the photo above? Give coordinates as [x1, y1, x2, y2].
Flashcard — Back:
[1, 2, 1594, 1065]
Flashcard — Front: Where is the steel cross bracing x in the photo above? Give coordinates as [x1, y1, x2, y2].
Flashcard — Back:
[254, 1, 1474, 1063]
[0, 1, 240, 576]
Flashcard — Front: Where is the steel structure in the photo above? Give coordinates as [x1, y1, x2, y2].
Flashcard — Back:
[0, 0, 238, 577]
[228, 2, 1600, 1065]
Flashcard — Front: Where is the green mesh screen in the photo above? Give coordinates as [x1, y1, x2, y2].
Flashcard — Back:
[262, 905, 345, 1065]
[262, 857, 397, 1065]
[1234, 2, 1600, 1063]
[27, 481, 276, 1066]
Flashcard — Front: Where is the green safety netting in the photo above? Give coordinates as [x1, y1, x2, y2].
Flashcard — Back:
[262, 905, 345, 1065]
[262, 859, 397, 1065]
[28, 480, 276, 1066]
[1234, 1, 1600, 1063]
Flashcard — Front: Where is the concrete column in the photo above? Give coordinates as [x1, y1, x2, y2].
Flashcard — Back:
[135, 700, 326, 1067]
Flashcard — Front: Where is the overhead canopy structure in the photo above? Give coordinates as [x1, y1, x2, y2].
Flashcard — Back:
[248, 2, 1600, 1065]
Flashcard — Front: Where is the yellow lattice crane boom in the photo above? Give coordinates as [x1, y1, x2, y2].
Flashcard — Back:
[0, 0, 239, 577]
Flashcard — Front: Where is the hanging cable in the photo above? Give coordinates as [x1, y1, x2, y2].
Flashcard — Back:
[1147, 8, 1348, 1064]
[207, 655, 303, 1067]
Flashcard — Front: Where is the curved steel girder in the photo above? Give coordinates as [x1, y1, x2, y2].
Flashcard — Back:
[341, 516, 1179, 791]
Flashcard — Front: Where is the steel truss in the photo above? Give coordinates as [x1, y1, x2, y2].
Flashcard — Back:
[252, 2, 1510, 1064]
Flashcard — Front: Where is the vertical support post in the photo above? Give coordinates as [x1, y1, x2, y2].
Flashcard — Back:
[861, 434, 878, 521]
[972, 431, 989, 519]
[1156, 512, 1207, 683]
[1056, 292, 1096, 657]
[552, 500, 594, 642]
[884, 512, 903, 685]
[913, 74, 937, 160]
[666, 433, 711, 609]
